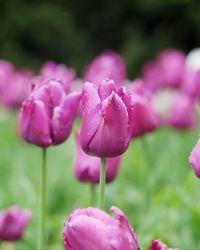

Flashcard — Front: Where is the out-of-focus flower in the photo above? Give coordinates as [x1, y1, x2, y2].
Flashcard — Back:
[0, 207, 32, 242]
[63, 206, 139, 250]
[185, 48, 200, 71]
[73, 132, 121, 183]
[19, 79, 80, 147]
[2, 70, 34, 109]
[149, 239, 179, 250]
[128, 80, 160, 138]
[181, 69, 200, 99]
[189, 138, 200, 178]
[40, 61, 75, 94]
[80, 79, 133, 158]
[83, 50, 126, 87]
[168, 93, 196, 129]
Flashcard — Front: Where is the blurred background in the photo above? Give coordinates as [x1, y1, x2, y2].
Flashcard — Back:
[1, 0, 200, 77]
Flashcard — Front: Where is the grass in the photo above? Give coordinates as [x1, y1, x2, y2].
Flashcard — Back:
[0, 112, 200, 249]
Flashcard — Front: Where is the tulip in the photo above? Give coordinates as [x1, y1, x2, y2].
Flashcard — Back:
[73, 132, 121, 183]
[0, 207, 31, 242]
[63, 206, 140, 250]
[149, 240, 179, 250]
[128, 80, 160, 138]
[83, 50, 126, 87]
[169, 93, 196, 129]
[80, 79, 133, 158]
[185, 48, 200, 71]
[40, 61, 75, 94]
[189, 138, 200, 178]
[19, 79, 81, 148]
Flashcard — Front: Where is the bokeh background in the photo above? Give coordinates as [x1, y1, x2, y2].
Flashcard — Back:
[1, 0, 200, 76]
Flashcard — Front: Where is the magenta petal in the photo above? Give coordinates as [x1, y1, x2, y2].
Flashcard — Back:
[52, 92, 81, 145]
[189, 139, 200, 178]
[98, 79, 116, 100]
[88, 92, 129, 157]
[80, 82, 101, 154]
[20, 99, 52, 147]
[149, 239, 179, 250]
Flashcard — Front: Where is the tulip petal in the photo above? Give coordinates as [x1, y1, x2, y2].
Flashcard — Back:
[189, 139, 200, 178]
[51, 92, 81, 144]
[80, 82, 101, 153]
[88, 92, 129, 157]
[20, 99, 52, 147]
[98, 79, 116, 100]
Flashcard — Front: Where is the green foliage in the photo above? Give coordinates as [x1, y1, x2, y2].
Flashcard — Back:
[0, 0, 200, 76]
[1, 113, 200, 249]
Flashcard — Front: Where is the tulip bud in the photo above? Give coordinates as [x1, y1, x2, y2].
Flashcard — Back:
[149, 240, 179, 250]
[40, 61, 76, 94]
[73, 132, 121, 183]
[63, 206, 140, 250]
[0, 207, 32, 242]
[80, 79, 134, 158]
[83, 50, 126, 87]
[189, 138, 200, 178]
[19, 79, 80, 147]
[169, 93, 196, 129]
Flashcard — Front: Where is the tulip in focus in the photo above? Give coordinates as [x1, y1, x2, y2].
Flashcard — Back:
[149, 239, 179, 250]
[128, 80, 160, 138]
[189, 138, 200, 178]
[83, 50, 126, 87]
[40, 61, 75, 94]
[19, 79, 80, 147]
[73, 132, 121, 183]
[0, 207, 32, 242]
[63, 206, 140, 250]
[80, 79, 134, 158]
[169, 93, 196, 129]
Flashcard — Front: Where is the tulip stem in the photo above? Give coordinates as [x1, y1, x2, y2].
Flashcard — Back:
[38, 148, 47, 250]
[98, 158, 106, 210]
[90, 184, 95, 206]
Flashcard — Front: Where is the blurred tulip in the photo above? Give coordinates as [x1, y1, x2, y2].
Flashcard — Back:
[0, 207, 31, 242]
[189, 138, 200, 178]
[83, 50, 126, 87]
[169, 93, 196, 129]
[129, 80, 160, 138]
[185, 48, 200, 71]
[63, 206, 139, 250]
[80, 79, 134, 158]
[40, 61, 75, 94]
[73, 132, 121, 183]
[181, 69, 200, 99]
[19, 79, 80, 147]
[149, 239, 179, 250]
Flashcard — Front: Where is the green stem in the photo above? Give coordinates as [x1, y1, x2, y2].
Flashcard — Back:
[90, 183, 95, 206]
[38, 148, 47, 250]
[98, 158, 106, 210]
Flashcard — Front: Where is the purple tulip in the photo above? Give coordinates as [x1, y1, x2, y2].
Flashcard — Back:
[40, 61, 75, 94]
[73, 132, 121, 183]
[189, 138, 200, 178]
[2, 70, 34, 109]
[149, 240, 179, 250]
[62, 206, 140, 250]
[169, 93, 196, 129]
[83, 50, 126, 87]
[0, 207, 32, 242]
[19, 79, 81, 147]
[128, 80, 160, 138]
[80, 79, 134, 158]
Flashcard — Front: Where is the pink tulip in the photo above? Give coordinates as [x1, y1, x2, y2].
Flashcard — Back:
[189, 138, 200, 178]
[149, 240, 179, 250]
[128, 80, 160, 138]
[0, 207, 32, 242]
[40, 61, 75, 94]
[19, 79, 81, 147]
[80, 79, 134, 158]
[83, 50, 126, 87]
[73, 132, 121, 183]
[169, 93, 196, 129]
[63, 206, 139, 250]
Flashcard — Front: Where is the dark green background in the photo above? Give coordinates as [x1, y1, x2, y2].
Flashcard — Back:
[0, 0, 200, 77]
